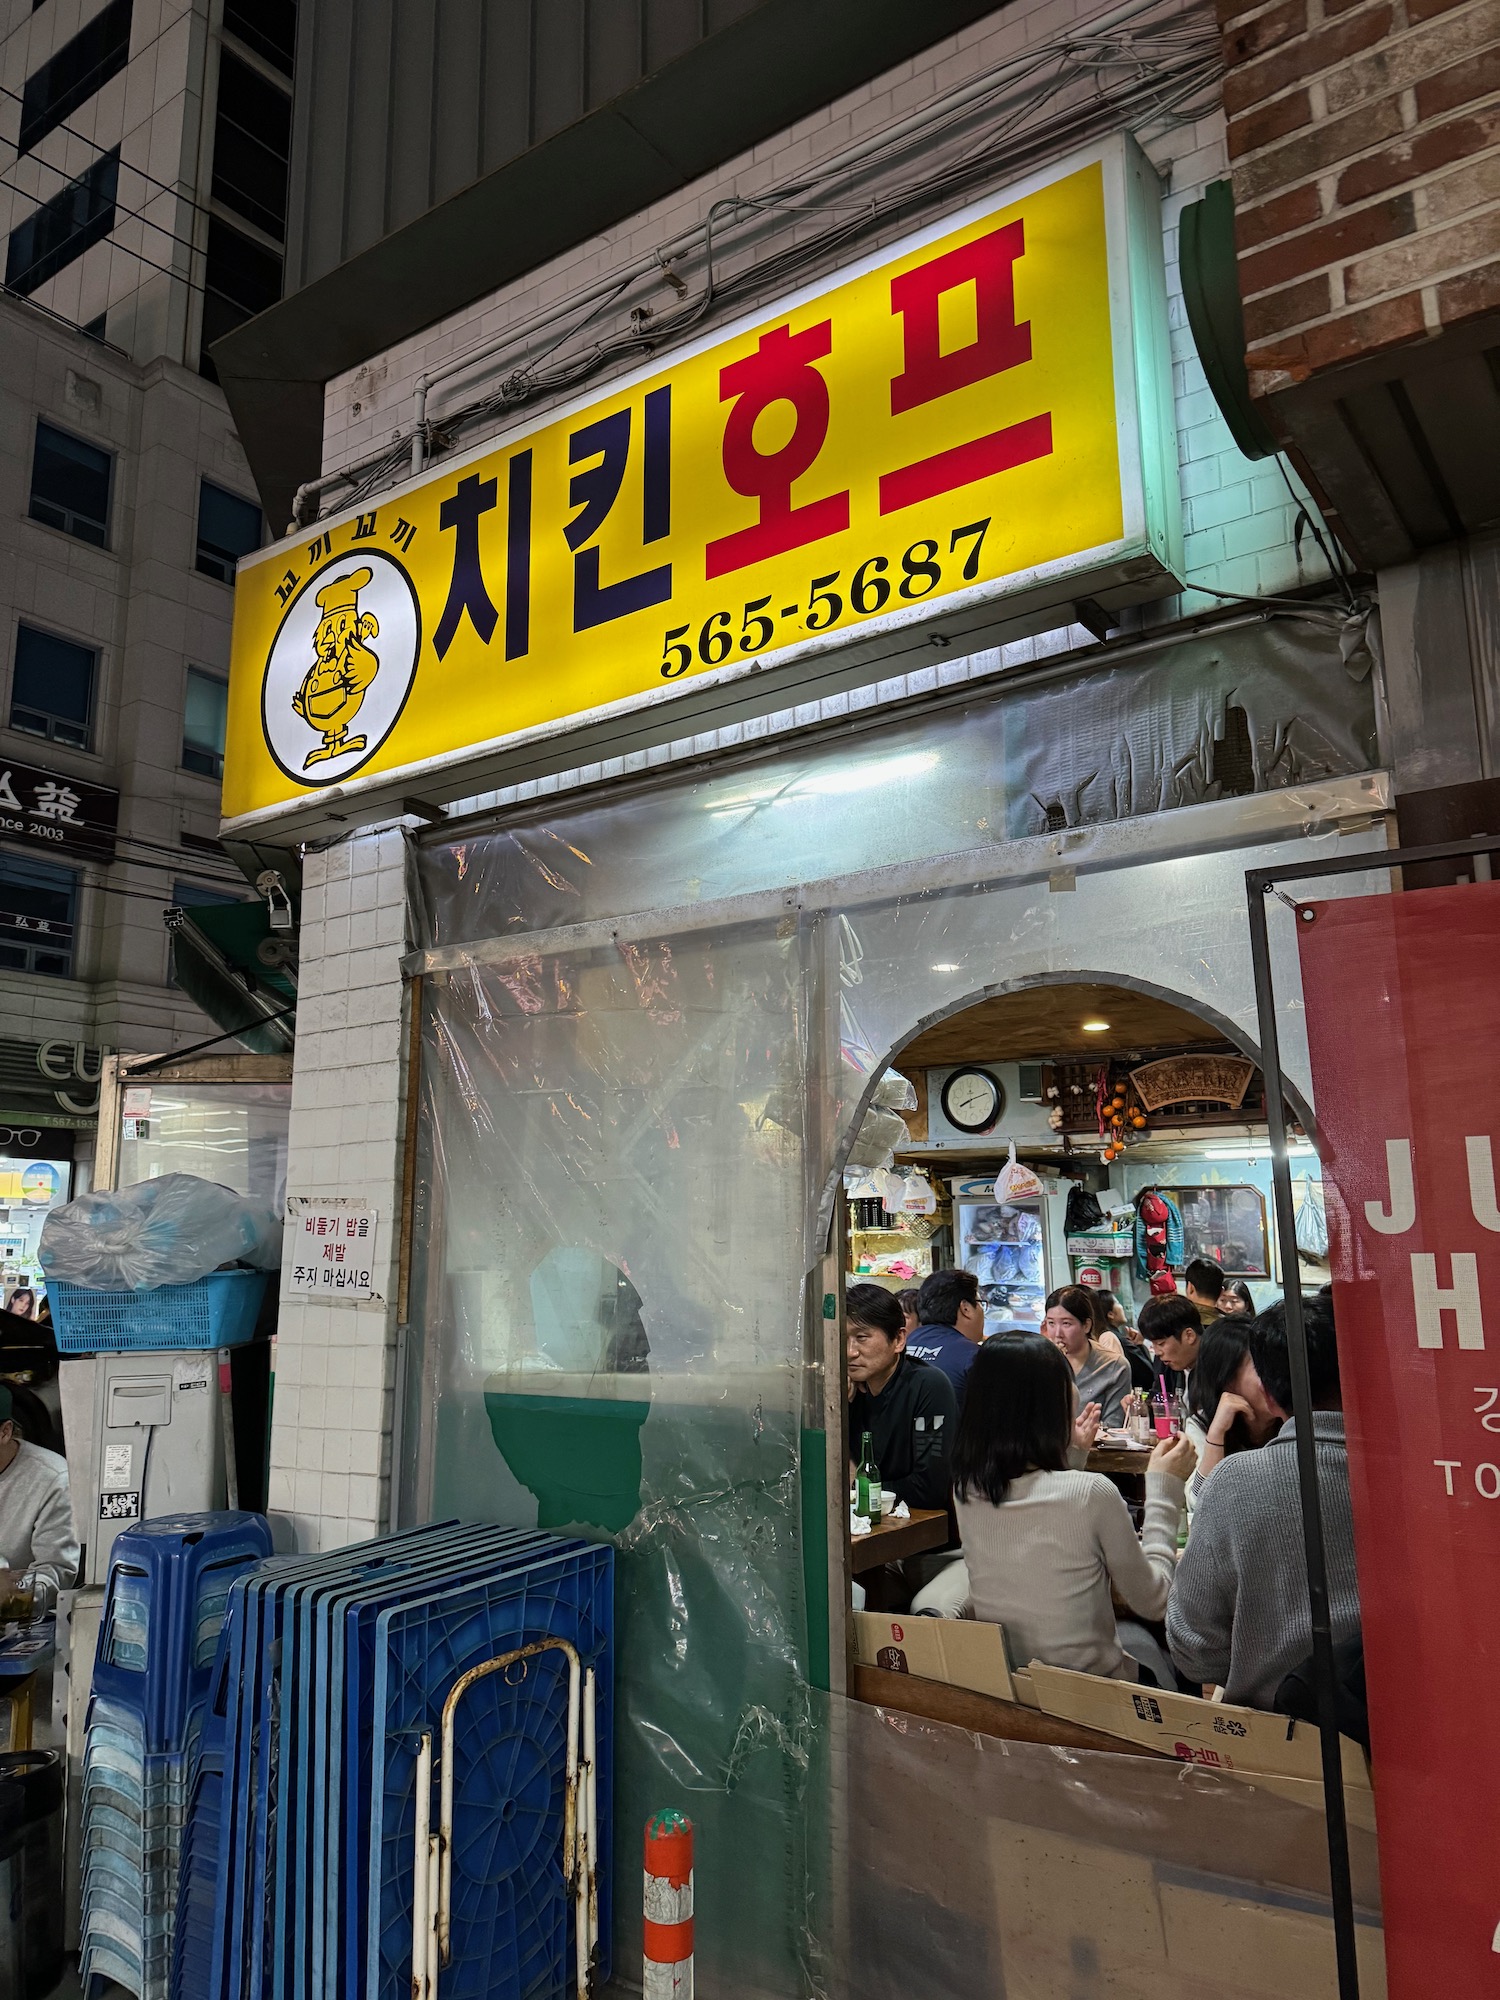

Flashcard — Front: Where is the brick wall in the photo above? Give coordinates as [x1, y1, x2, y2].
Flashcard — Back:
[1221, 0, 1500, 398]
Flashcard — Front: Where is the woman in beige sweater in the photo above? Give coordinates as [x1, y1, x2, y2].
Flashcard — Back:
[913, 1332, 1195, 1681]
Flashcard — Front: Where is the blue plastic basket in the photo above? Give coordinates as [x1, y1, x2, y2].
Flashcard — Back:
[50, 1268, 269, 1353]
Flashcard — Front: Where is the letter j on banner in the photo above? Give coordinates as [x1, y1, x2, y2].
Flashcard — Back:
[1297, 878, 1500, 1997]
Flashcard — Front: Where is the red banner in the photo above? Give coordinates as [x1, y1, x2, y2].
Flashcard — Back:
[1298, 880, 1500, 1994]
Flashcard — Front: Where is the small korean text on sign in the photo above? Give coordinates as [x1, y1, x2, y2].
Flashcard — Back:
[225, 146, 1174, 825]
[286, 1198, 380, 1301]
[0, 756, 119, 861]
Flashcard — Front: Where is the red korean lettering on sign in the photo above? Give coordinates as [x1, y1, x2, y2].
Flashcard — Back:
[705, 322, 850, 580]
[882, 219, 1053, 515]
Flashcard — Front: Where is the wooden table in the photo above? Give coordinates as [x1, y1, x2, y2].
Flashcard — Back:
[849, 1507, 949, 1573]
[1086, 1444, 1156, 1477]
[851, 1508, 948, 1610]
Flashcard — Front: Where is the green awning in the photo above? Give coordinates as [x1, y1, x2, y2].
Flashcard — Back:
[167, 903, 296, 1054]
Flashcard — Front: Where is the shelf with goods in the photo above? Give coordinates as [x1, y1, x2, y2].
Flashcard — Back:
[848, 1227, 933, 1289]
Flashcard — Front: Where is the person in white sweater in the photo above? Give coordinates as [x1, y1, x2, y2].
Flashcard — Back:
[0, 1383, 77, 1611]
[912, 1333, 1195, 1682]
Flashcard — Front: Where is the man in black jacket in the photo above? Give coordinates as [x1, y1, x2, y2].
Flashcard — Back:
[846, 1283, 956, 1511]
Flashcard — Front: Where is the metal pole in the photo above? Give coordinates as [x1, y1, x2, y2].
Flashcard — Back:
[1245, 878, 1361, 2000]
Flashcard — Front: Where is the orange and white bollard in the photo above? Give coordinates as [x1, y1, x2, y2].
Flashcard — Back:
[643, 1810, 693, 2000]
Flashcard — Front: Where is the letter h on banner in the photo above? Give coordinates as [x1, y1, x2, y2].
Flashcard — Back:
[1411, 1254, 1485, 1350]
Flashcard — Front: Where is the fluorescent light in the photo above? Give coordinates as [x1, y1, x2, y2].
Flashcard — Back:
[931, 963, 961, 972]
[790, 750, 939, 797]
[1081, 1020, 1110, 1032]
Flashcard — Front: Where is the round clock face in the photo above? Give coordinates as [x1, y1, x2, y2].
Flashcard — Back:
[941, 1066, 1004, 1134]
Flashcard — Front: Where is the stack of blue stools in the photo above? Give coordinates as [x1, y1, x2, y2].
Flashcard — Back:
[79, 1512, 273, 1998]
[183, 1520, 613, 2000]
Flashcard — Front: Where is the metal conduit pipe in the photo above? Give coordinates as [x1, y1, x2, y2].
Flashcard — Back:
[404, 0, 1205, 473]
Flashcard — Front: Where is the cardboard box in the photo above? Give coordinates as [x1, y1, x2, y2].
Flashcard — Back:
[1160, 1876, 1388, 1999]
[989, 1819, 1389, 2000]
[853, 1610, 1015, 1700]
[1027, 1662, 1372, 1790]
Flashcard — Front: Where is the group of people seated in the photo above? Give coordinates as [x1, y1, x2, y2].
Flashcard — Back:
[849, 1261, 1360, 1721]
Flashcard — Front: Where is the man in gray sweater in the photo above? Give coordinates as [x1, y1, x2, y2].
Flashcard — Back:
[1167, 1291, 1360, 1709]
[0, 1383, 78, 1611]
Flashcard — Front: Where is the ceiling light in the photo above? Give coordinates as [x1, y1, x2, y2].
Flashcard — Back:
[931, 963, 961, 972]
[1081, 1020, 1110, 1033]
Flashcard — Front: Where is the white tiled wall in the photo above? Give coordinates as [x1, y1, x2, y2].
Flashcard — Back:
[266, 826, 411, 1550]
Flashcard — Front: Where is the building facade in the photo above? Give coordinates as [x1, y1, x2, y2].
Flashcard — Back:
[215, 0, 1425, 1989]
[0, 0, 297, 1181]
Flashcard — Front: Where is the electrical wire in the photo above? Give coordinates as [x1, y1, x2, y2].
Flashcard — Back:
[337, 6, 1223, 507]
[1274, 451, 1356, 603]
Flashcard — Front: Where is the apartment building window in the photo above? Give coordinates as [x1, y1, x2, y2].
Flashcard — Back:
[200, 218, 282, 381]
[29, 421, 112, 545]
[211, 51, 291, 239]
[195, 481, 262, 582]
[172, 878, 242, 908]
[0, 852, 78, 977]
[19, 0, 133, 155]
[11, 624, 95, 749]
[182, 668, 228, 778]
[6, 149, 119, 296]
[223, 0, 296, 79]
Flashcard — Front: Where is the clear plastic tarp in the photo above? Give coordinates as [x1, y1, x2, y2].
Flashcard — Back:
[404, 618, 1388, 1995]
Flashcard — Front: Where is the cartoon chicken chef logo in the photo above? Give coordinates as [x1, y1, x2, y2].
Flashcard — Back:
[261, 549, 421, 788]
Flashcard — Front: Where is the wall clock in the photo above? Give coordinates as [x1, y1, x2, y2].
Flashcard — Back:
[940, 1066, 1005, 1134]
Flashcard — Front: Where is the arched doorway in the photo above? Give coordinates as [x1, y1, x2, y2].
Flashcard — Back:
[833, 973, 1323, 1334]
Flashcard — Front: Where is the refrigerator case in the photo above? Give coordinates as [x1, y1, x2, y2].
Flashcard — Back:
[950, 1177, 1069, 1330]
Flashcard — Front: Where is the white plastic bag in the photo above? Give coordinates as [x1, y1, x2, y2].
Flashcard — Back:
[994, 1143, 1043, 1203]
[845, 1108, 908, 1169]
[39, 1173, 283, 1291]
[871, 1068, 918, 1113]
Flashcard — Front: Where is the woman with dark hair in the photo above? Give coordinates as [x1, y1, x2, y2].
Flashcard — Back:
[1182, 1318, 1281, 1519]
[1042, 1286, 1131, 1429]
[912, 1333, 1195, 1679]
[1217, 1279, 1256, 1317]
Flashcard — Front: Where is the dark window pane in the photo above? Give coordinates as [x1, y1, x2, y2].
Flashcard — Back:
[199, 217, 282, 379]
[211, 51, 291, 238]
[29, 421, 111, 545]
[182, 667, 228, 774]
[223, 0, 296, 78]
[12, 624, 96, 747]
[6, 149, 119, 297]
[171, 877, 242, 907]
[0, 852, 77, 977]
[195, 482, 262, 583]
[19, 0, 132, 154]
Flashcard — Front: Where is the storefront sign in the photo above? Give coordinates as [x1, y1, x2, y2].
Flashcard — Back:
[0, 756, 118, 861]
[1297, 880, 1500, 1997]
[224, 136, 1179, 835]
[286, 1196, 380, 1299]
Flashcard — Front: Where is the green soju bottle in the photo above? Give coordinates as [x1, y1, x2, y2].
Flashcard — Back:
[855, 1432, 882, 1523]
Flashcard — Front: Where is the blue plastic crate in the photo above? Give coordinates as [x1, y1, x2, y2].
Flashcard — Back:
[366, 1543, 614, 2000]
[92, 1513, 273, 1753]
[50, 1267, 269, 1353]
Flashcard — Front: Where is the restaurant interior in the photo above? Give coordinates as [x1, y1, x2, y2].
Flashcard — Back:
[842, 975, 1336, 1745]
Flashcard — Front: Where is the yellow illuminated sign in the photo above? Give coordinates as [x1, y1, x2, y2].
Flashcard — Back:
[225, 140, 1178, 831]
